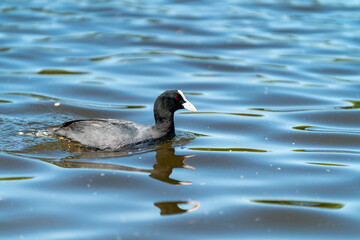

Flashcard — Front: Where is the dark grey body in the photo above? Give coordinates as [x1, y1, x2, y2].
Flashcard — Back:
[50, 90, 196, 151]
[50, 119, 165, 150]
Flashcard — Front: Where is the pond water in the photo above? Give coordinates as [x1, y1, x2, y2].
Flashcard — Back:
[1, 0, 360, 239]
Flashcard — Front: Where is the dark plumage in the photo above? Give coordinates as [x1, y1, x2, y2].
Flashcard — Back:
[50, 90, 197, 150]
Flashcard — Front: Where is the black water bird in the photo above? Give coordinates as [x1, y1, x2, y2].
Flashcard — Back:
[50, 90, 197, 150]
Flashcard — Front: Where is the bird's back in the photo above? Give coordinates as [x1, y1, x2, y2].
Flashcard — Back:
[51, 119, 155, 150]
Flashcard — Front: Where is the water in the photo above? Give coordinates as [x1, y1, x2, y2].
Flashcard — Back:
[1, 0, 360, 239]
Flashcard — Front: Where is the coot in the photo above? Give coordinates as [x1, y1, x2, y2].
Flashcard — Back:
[50, 90, 197, 150]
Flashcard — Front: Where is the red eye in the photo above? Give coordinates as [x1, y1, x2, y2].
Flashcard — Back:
[176, 97, 179, 99]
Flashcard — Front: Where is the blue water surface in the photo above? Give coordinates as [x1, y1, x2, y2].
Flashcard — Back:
[1, 0, 360, 239]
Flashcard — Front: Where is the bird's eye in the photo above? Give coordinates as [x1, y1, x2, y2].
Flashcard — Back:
[175, 97, 179, 99]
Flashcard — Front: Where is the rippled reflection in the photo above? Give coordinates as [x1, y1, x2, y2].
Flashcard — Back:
[50, 144, 196, 185]
[13, 137, 196, 185]
[149, 144, 195, 185]
[306, 162, 347, 167]
[37, 69, 89, 75]
[6, 137, 199, 216]
[294, 149, 360, 154]
[340, 100, 360, 109]
[0, 176, 34, 181]
[154, 201, 200, 216]
[188, 147, 268, 153]
[252, 200, 344, 209]
[293, 125, 360, 134]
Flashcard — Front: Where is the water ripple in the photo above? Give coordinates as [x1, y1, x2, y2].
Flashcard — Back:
[1, 0, 360, 239]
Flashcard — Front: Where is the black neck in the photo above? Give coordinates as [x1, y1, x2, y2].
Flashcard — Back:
[154, 107, 175, 138]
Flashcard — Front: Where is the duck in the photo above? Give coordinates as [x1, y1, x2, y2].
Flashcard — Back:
[50, 90, 197, 150]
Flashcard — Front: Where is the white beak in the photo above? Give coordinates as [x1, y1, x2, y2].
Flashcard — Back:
[182, 101, 197, 112]
[178, 90, 197, 112]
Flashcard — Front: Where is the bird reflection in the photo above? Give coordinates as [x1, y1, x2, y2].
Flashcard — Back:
[150, 145, 195, 185]
[9, 132, 201, 215]
[10, 131, 197, 185]
[51, 142, 196, 185]
[154, 200, 200, 216]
